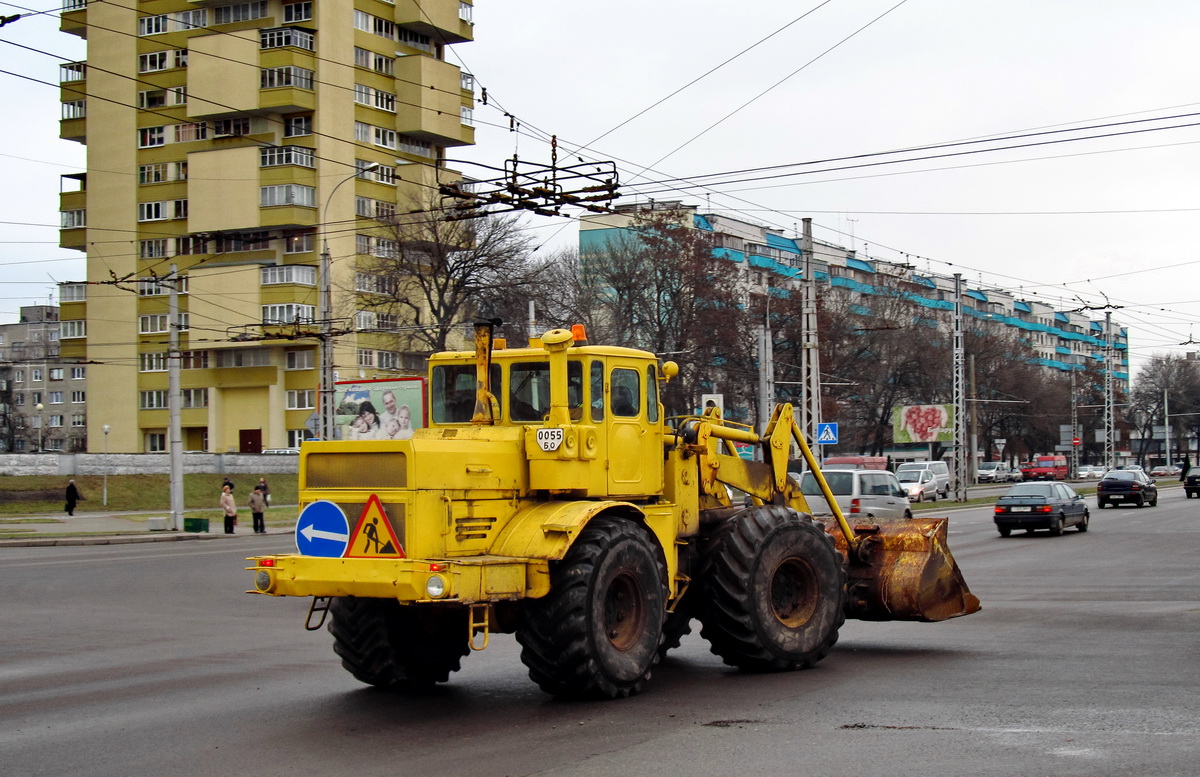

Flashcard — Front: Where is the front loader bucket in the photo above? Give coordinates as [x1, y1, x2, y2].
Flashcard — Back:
[821, 517, 981, 622]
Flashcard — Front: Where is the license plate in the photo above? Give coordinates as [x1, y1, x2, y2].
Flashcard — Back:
[1009, 506, 1031, 512]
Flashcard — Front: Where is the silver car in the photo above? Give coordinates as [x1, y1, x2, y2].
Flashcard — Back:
[795, 469, 913, 520]
[897, 468, 939, 501]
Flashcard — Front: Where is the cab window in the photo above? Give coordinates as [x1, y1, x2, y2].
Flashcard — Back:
[645, 364, 659, 423]
[568, 360, 583, 421]
[611, 368, 640, 417]
[510, 362, 550, 422]
[590, 360, 605, 422]
[431, 364, 501, 423]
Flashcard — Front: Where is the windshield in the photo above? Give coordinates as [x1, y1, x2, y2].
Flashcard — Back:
[1004, 483, 1053, 497]
[978, 463, 998, 470]
[896, 471, 924, 483]
[800, 471, 852, 496]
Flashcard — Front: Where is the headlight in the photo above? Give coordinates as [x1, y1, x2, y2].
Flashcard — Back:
[255, 569, 275, 593]
[426, 575, 447, 598]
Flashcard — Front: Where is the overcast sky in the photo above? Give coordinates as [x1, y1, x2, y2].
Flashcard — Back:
[3, 0, 1199, 379]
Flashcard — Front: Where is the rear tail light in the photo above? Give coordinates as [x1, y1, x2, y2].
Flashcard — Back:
[994, 506, 1003, 514]
[850, 498, 861, 514]
[1037, 505, 1052, 513]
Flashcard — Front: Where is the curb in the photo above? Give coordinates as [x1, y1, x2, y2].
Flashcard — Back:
[0, 530, 290, 548]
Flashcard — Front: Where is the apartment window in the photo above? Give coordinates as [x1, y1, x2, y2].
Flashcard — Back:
[60, 284, 87, 302]
[286, 349, 314, 370]
[374, 91, 395, 112]
[397, 136, 433, 157]
[261, 66, 314, 90]
[174, 9, 207, 29]
[181, 388, 209, 408]
[354, 84, 372, 105]
[459, 1, 473, 22]
[397, 28, 432, 53]
[139, 15, 169, 36]
[139, 163, 167, 184]
[139, 276, 188, 295]
[354, 47, 393, 75]
[140, 390, 170, 410]
[374, 237, 397, 258]
[212, 232, 269, 252]
[140, 239, 170, 259]
[460, 106, 474, 126]
[284, 232, 314, 253]
[357, 348, 375, 367]
[138, 51, 185, 73]
[261, 265, 316, 285]
[61, 209, 86, 228]
[213, 1, 266, 25]
[49, 368, 65, 381]
[461, 72, 475, 92]
[61, 62, 86, 82]
[378, 313, 398, 330]
[355, 311, 377, 330]
[354, 121, 371, 143]
[260, 145, 315, 168]
[138, 201, 167, 222]
[32, 369, 43, 382]
[48, 415, 64, 428]
[261, 27, 314, 51]
[287, 389, 315, 410]
[355, 196, 373, 217]
[180, 350, 209, 369]
[138, 126, 165, 148]
[62, 100, 86, 120]
[374, 127, 397, 149]
[174, 122, 208, 142]
[216, 348, 271, 367]
[284, 114, 312, 137]
[60, 320, 86, 339]
[13, 369, 23, 382]
[262, 304, 316, 324]
[71, 366, 86, 379]
[146, 433, 167, 452]
[14, 393, 24, 406]
[287, 429, 307, 447]
[356, 234, 372, 255]
[140, 352, 168, 372]
[283, 1, 312, 22]
[377, 350, 399, 369]
[261, 184, 316, 207]
[213, 117, 251, 137]
[139, 313, 188, 333]
[71, 413, 86, 427]
[49, 391, 64, 404]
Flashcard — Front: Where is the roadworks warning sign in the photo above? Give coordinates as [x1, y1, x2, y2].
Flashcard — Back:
[345, 494, 405, 558]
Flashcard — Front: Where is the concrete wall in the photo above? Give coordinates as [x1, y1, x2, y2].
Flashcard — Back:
[0, 453, 299, 477]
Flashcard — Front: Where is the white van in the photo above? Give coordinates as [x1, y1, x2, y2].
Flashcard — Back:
[794, 469, 912, 520]
[896, 461, 950, 499]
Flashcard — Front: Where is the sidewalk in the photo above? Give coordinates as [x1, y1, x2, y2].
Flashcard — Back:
[0, 509, 293, 548]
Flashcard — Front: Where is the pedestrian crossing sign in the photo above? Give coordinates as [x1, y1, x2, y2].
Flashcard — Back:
[345, 494, 405, 558]
[817, 423, 838, 445]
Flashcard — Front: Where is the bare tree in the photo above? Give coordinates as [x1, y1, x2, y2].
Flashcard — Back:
[1129, 354, 1200, 465]
[354, 196, 537, 354]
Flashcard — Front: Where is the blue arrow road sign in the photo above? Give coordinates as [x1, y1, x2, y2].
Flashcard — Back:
[816, 422, 839, 445]
[295, 500, 350, 557]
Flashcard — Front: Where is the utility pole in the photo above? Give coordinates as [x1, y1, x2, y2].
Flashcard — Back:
[757, 323, 774, 449]
[968, 353, 978, 485]
[1104, 311, 1115, 468]
[1164, 388, 1171, 471]
[319, 241, 336, 441]
[799, 217, 821, 448]
[168, 264, 184, 531]
[952, 273, 967, 501]
[1070, 368, 1079, 476]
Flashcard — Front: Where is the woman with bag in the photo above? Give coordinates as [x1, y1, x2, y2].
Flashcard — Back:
[220, 484, 237, 534]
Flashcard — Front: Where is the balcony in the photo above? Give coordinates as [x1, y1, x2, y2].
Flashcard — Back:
[60, 0, 87, 38]
[59, 175, 86, 251]
[394, 56, 475, 147]
[395, 0, 474, 44]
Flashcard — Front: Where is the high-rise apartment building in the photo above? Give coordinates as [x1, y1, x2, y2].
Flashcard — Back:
[57, 0, 475, 452]
[0, 306, 89, 452]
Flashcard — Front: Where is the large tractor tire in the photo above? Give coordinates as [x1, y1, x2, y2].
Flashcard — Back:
[697, 505, 845, 672]
[328, 597, 470, 689]
[517, 516, 665, 699]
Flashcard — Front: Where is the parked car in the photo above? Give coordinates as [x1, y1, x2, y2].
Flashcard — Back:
[993, 481, 1090, 537]
[1075, 465, 1105, 479]
[1023, 455, 1069, 481]
[977, 462, 1020, 483]
[261, 447, 301, 455]
[1185, 472, 1200, 499]
[896, 468, 939, 502]
[795, 469, 913, 520]
[895, 461, 950, 499]
[1096, 470, 1158, 508]
[1149, 465, 1180, 477]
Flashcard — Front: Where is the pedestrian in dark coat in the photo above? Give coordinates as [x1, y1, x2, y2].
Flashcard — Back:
[65, 480, 81, 517]
[248, 486, 267, 534]
[222, 477, 235, 493]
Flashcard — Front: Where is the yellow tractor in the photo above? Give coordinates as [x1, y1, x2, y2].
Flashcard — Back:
[248, 324, 979, 698]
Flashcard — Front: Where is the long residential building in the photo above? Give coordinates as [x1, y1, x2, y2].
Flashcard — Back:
[580, 203, 1130, 386]
[56, 0, 475, 452]
[0, 306, 89, 453]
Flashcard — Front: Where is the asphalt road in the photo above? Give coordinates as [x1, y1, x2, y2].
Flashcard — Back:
[2, 487, 1197, 777]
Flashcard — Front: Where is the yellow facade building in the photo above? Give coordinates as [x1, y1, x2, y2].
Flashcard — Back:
[57, 0, 475, 452]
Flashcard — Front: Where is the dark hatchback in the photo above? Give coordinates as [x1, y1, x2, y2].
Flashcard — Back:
[1096, 470, 1158, 508]
[1185, 472, 1200, 499]
[994, 482, 1090, 537]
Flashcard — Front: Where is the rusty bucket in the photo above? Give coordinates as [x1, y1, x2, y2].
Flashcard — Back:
[822, 517, 982, 622]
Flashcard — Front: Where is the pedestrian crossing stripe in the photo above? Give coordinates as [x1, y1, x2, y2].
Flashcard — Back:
[345, 494, 405, 559]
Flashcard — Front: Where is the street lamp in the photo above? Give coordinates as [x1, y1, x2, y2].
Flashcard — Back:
[34, 402, 44, 451]
[318, 163, 379, 441]
[102, 424, 111, 506]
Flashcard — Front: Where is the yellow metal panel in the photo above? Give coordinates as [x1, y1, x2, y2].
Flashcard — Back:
[492, 500, 643, 562]
[188, 263, 262, 331]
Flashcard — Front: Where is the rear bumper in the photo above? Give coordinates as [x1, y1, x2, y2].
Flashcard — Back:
[994, 514, 1055, 530]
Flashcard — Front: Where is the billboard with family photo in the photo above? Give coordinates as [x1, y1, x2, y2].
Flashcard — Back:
[334, 377, 426, 441]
